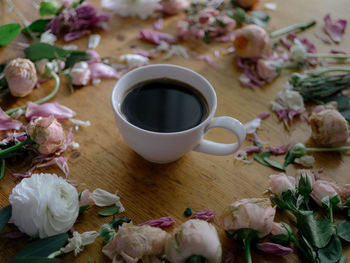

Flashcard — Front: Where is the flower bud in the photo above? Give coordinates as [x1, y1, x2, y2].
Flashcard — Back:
[311, 180, 342, 206]
[4, 58, 38, 97]
[290, 40, 307, 64]
[26, 115, 65, 155]
[291, 143, 307, 157]
[271, 222, 288, 236]
[233, 25, 270, 59]
[269, 173, 295, 196]
[309, 109, 349, 147]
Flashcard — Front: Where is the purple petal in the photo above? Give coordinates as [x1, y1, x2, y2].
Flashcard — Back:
[280, 37, 292, 49]
[153, 18, 164, 31]
[0, 108, 22, 131]
[267, 144, 290, 155]
[25, 102, 75, 121]
[236, 146, 261, 156]
[45, 17, 62, 35]
[86, 49, 101, 63]
[191, 208, 216, 221]
[140, 216, 175, 228]
[139, 29, 176, 45]
[257, 242, 293, 256]
[64, 30, 89, 42]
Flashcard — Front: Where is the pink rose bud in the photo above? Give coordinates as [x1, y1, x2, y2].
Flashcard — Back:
[4, 58, 38, 97]
[233, 25, 270, 59]
[269, 173, 295, 196]
[296, 169, 315, 188]
[160, 0, 190, 15]
[220, 198, 276, 237]
[271, 222, 288, 236]
[71, 62, 91, 86]
[311, 180, 342, 206]
[309, 109, 349, 147]
[26, 115, 65, 155]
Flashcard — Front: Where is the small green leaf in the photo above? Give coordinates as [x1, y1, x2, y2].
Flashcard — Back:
[298, 233, 317, 262]
[7, 257, 61, 263]
[23, 19, 51, 34]
[64, 51, 91, 69]
[24, 43, 68, 61]
[184, 207, 192, 217]
[79, 204, 90, 214]
[0, 205, 12, 233]
[317, 235, 342, 263]
[0, 23, 21, 46]
[109, 217, 131, 228]
[39, 0, 60, 16]
[98, 206, 120, 216]
[283, 150, 296, 168]
[15, 233, 69, 258]
[185, 255, 209, 263]
[337, 221, 350, 242]
[343, 198, 350, 207]
[340, 108, 350, 122]
[253, 151, 271, 167]
[263, 156, 285, 171]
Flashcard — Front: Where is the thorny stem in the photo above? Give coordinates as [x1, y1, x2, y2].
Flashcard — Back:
[5, 71, 60, 115]
[270, 20, 316, 38]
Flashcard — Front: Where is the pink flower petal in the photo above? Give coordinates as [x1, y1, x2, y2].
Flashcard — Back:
[153, 18, 164, 31]
[139, 29, 176, 45]
[139, 216, 175, 228]
[37, 157, 69, 177]
[64, 30, 89, 42]
[0, 108, 22, 131]
[0, 132, 27, 144]
[257, 242, 293, 256]
[190, 208, 216, 221]
[191, 52, 222, 67]
[267, 144, 290, 155]
[89, 63, 118, 80]
[79, 189, 93, 206]
[257, 112, 270, 120]
[324, 14, 347, 43]
[86, 49, 101, 63]
[25, 102, 75, 121]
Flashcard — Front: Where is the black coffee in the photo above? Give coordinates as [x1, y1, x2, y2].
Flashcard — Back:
[121, 78, 208, 133]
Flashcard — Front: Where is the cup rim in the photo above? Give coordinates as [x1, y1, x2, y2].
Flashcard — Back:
[111, 64, 217, 135]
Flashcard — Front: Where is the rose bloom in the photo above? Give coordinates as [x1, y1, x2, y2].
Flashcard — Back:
[269, 173, 295, 196]
[233, 25, 270, 59]
[296, 169, 315, 188]
[9, 173, 79, 238]
[26, 115, 65, 154]
[311, 180, 342, 206]
[4, 58, 38, 97]
[165, 219, 222, 263]
[219, 198, 276, 237]
[102, 223, 168, 262]
[309, 109, 349, 147]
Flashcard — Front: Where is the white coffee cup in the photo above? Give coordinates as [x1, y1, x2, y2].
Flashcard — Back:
[111, 64, 246, 163]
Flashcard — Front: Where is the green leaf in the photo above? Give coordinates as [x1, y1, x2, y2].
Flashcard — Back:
[109, 216, 131, 228]
[23, 19, 51, 34]
[39, 0, 60, 16]
[283, 150, 297, 168]
[339, 256, 347, 263]
[64, 51, 91, 69]
[343, 198, 350, 207]
[0, 23, 21, 46]
[24, 43, 68, 61]
[340, 108, 350, 122]
[98, 206, 120, 216]
[324, 96, 350, 111]
[317, 235, 342, 263]
[271, 234, 290, 245]
[253, 151, 271, 167]
[0, 205, 12, 232]
[0, 159, 5, 180]
[298, 232, 317, 263]
[337, 221, 350, 242]
[298, 175, 313, 197]
[7, 257, 61, 263]
[185, 255, 209, 263]
[79, 204, 90, 214]
[263, 156, 285, 171]
[15, 233, 69, 258]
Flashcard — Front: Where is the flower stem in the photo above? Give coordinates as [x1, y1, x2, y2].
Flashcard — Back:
[5, 71, 60, 115]
[270, 20, 316, 38]
[310, 68, 350, 75]
[48, 250, 63, 258]
[306, 146, 350, 152]
[307, 53, 350, 59]
[244, 237, 253, 263]
[0, 138, 34, 158]
[0, 159, 5, 180]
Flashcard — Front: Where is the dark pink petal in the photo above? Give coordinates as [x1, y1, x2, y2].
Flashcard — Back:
[280, 37, 292, 50]
[153, 18, 164, 31]
[0, 108, 22, 131]
[330, 49, 347, 54]
[37, 157, 69, 177]
[257, 112, 270, 120]
[191, 208, 216, 221]
[140, 216, 175, 228]
[64, 30, 89, 42]
[287, 32, 297, 40]
[236, 146, 261, 156]
[288, 110, 299, 121]
[191, 52, 222, 67]
[257, 242, 293, 256]
[300, 38, 317, 65]
[267, 144, 290, 155]
[324, 14, 347, 43]
[251, 132, 265, 145]
[45, 17, 61, 35]
[12, 165, 37, 178]
[86, 49, 101, 63]
[139, 29, 176, 45]
[89, 63, 118, 80]
[25, 102, 75, 121]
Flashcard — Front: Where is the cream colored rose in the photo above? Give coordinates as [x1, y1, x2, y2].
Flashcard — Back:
[9, 173, 79, 238]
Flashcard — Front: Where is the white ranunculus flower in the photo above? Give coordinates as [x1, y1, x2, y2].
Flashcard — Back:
[165, 219, 222, 263]
[9, 173, 79, 238]
[91, 188, 125, 212]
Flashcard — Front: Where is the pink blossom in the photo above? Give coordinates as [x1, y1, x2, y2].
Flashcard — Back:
[25, 102, 75, 121]
[324, 14, 347, 43]
[256, 242, 293, 256]
[160, 0, 190, 15]
[0, 108, 22, 131]
[139, 29, 176, 45]
[267, 144, 289, 155]
[191, 52, 221, 67]
[71, 62, 91, 86]
[269, 173, 295, 196]
[309, 109, 349, 147]
[79, 189, 93, 206]
[271, 222, 288, 236]
[190, 208, 216, 221]
[26, 116, 66, 155]
[140, 216, 175, 228]
[311, 180, 342, 206]
[220, 198, 276, 237]
[296, 169, 315, 188]
[88, 63, 118, 80]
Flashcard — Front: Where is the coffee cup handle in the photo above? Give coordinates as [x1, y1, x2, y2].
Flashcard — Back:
[194, 116, 246, 155]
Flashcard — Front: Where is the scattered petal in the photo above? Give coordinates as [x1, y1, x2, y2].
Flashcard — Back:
[139, 29, 176, 45]
[190, 208, 216, 221]
[324, 14, 347, 43]
[257, 242, 293, 256]
[91, 188, 125, 212]
[0, 108, 22, 131]
[25, 102, 76, 121]
[88, 34, 101, 49]
[140, 216, 175, 228]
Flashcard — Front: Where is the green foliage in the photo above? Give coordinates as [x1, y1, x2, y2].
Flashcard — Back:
[0, 23, 21, 46]
[39, 0, 60, 16]
[185, 255, 209, 263]
[0, 205, 12, 233]
[337, 221, 350, 242]
[98, 206, 120, 216]
[24, 43, 68, 61]
[317, 235, 342, 263]
[23, 19, 51, 34]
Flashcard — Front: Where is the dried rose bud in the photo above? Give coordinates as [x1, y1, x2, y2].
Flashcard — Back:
[309, 109, 349, 147]
[233, 25, 270, 59]
[26, 115, 65, 155]
[4, 58, 38, 97]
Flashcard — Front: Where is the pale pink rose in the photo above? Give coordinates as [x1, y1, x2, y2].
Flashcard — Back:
[71, 62, 91, 86]
[309, 109, 349, 147]
[257, 59, 279, 82]
[271, 222, 288, 236]
[160, 0, 190, 15]
[4, 58, 38, 97]
[232, 0, 257, 9]
[233, 25, 270, 59]
[296, 169, 315, 188]
[311, 180, 342, 206]
[269, 173, 295, 195]
[79, 189, 93, 206]
[26, 116, 65, 155]
[219, 198, 276, 237]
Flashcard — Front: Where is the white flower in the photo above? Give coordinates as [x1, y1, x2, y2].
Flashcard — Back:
[274, 83, 305, 113]
[163, 45, 189, 60]
[70, 62, 91, 86]
[102, 0, 162, 19]
[294, 155, 315, 167]
[61, 231, 98, 256]
[9, 173, 79, 238]
[119, 54, 149, 67]
[244, 118, 261, 134]
[88, 34, 101, 49]
[40, 30, 57, 45]
[92, 188, 125, 212]
[290, 39, 307, 64]
[165, 219, 222, 263]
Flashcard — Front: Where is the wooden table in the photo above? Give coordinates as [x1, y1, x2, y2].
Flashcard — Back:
[1, 0, 349, 262]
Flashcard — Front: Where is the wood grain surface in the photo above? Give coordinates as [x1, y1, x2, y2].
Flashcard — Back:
[0, 0, 349, 262]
